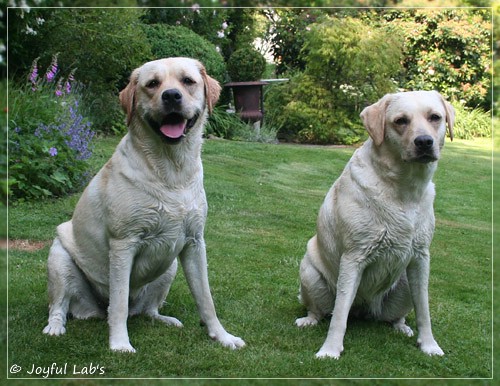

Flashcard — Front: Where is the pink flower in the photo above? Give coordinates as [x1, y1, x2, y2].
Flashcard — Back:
[29, 58, 39, 90]
[29, 63, 38, 83]
[46, 55, 59, 82]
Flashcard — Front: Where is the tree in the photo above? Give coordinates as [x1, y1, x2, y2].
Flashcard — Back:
[382, 9, 492, 109]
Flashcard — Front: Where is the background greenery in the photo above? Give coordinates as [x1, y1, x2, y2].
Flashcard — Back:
[263, 8, 491, 144]
[142, 24, 227, 85]
[3, 1, 496, 383]
[8, 56, 95, 200]
[6, 4, 492, 141]
[6, 136, 492, 381]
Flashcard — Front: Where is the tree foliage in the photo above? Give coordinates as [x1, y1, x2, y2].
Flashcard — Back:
[7, 6, 492, 145]
[266, 16, 403, 144]
[382, 9, 492, 109]
[303, 16, 403, 104]
[141, 6, 258, 62]
[263, 9, 320, 75]
[265, 8, 491, 144]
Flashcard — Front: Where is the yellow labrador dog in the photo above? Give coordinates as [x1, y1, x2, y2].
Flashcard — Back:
[43, 58, 245, 352]
[296, 91, 454, 359]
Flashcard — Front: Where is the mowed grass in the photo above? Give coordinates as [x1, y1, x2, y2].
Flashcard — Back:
[5, 135, 492, 382]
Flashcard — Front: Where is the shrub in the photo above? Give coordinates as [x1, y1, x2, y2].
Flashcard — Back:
[265, 16, 402, 145]
[227, 47, 266, 82]
[142, 24, 227, 84]
[205, 105, 278, 143]
[205, 105, 250, 139]
[266, 74, 365, 145]
[451, 102, 491, 140]
[9, 57, 95, 201]
[231, 123, 278, 144]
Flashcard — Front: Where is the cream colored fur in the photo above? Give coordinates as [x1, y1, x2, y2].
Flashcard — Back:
[296, 91, 454, 359]
[43, 58, 245, 353]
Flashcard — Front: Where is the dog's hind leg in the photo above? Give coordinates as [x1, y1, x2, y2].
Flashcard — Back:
[295, 248, 334, 328]
[376, 273, 414, 337]
[130, 259, 183, 327]
[43, 237, 103, 335]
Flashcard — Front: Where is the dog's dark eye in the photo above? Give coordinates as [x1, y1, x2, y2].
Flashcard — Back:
[183, 77, 195, 86]
[394, 117, 409, 125]
[146, 79, 160, 89]
[429, 114, 441, 122]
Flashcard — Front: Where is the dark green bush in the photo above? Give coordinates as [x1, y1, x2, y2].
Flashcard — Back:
[142, 24, 227, 84]
[227, 47, 266, 82]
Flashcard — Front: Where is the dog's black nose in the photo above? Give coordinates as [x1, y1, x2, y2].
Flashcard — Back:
[414, 135, 434, 150]
[162, 89, 183, 105]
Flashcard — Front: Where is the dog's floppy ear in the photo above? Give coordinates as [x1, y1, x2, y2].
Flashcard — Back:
[119, 68, 140, 126]
[360, 94, 392, 147]
[199, 65, 221, 114]
[438, 92, 455, 141]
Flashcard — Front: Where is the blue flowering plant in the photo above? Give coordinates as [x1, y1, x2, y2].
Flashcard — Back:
[9, 55, 95, 200]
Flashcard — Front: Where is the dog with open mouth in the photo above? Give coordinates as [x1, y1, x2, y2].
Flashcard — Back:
[43, 58, 245, 353]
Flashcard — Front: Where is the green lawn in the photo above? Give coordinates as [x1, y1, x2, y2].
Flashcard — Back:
[5, 136, 492, 383]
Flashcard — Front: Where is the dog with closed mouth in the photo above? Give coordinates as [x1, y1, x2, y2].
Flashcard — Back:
[43, 58, 245, 353]
[296, 90, 454, 359]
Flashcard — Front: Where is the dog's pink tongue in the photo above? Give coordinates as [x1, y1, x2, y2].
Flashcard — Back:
[160, 122, 186, 139]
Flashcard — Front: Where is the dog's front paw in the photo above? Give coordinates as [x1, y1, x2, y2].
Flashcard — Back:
[211, 331, 246, 350]
[43, 322, 66, 336]
[315, 346, 343, 360]
[418, 338, 444, 356]
[110, 339, 136, 353]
